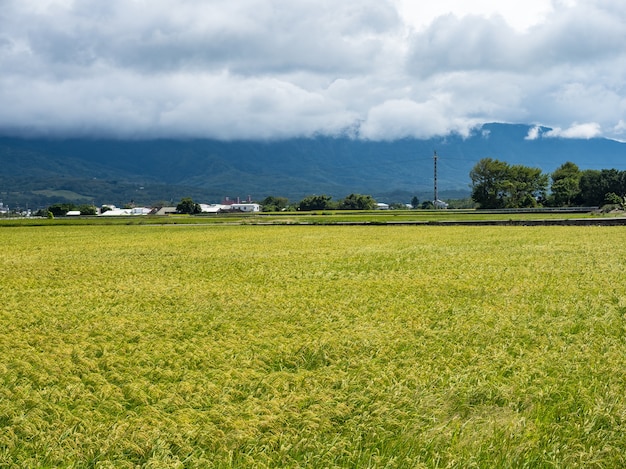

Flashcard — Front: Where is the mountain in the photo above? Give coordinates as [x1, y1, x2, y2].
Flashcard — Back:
[1, 123, 625, 209]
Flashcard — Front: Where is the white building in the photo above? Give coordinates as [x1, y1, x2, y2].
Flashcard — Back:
[199, 204, 231, 213]
[99, 207, 150, 216]
[231, 203, 261, 212]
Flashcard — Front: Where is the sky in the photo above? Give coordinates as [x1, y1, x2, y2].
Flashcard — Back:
[1, 0, 625, 141]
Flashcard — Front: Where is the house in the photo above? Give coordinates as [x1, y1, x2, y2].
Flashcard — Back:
[153, 206, 178, 216]
[230, 203, 260, 212]
[66, 210, 81, 216]
[199, 204, 230, 213]
[99, 206, 151, 216]
[100, 208, 132, 216]
[376, 203, 390, 210]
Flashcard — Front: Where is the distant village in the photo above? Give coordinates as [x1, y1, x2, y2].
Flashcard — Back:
[1, 193, 429, 218]
[0, 196, 262, 218]
[100, 196, 261, 217]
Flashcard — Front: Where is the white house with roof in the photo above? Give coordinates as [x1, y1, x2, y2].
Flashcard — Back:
[230, 203, 260, 212]
[199, 204, 231, 213]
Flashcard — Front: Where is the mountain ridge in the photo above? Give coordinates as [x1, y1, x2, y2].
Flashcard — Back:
[1, 123, 625, 208]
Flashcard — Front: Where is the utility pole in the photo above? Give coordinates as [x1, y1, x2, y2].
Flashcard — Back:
[433, 150, 438, 207]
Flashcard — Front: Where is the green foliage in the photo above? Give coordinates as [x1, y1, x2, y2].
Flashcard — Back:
[470, 158, 548, 209]
[411, 196, 419, 208]
[260, 195, 289, 212]
[298, 194, 335, 211]
[176, 197, 200, 214]
[604, 192, 623, 205]
[77, 204, 97, 216]
[338, 193, 377, 210]
[549, 161, 582, 206]
[470, 158, 510, 209]
[48, 203, 76, 217]
[505, 164, 548, 208]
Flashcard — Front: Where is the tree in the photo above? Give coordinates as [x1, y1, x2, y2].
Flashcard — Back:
[48, 203, 76, 217]
[549, 162, 581, 207]
[410, 196, 419, 209]
[261, 196, 289, 212]
[298, 195, 334, 211]
[338, 193, 377, 210]
[578, 170, 605, 206]
[77, 204, 97, 216]
[505, 165, 548, 208]
[470, 158, 547, 209]
[469, 158, 511, 209]
[576, 168, 626, 207]
[176, 197, 201, 214]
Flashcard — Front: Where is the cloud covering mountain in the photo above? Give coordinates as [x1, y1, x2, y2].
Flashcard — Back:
[1, 0, 625, 140]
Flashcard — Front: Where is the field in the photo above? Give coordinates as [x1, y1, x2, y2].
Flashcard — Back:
[1, 224, 626, 467]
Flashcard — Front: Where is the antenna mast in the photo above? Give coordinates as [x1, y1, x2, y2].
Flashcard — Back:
[433, 150, 438, 206]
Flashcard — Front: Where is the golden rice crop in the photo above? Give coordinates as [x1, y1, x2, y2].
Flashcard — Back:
[1, 224, 626, 467]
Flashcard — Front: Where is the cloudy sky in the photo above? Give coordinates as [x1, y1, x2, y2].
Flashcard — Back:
[1, 0, 625, 140]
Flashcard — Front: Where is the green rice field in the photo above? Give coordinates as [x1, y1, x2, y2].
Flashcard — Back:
[1, 224, 626, 467]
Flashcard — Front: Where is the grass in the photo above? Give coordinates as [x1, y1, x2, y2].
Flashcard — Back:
[1, 224, 626, 467]
[1, 208, 622, 228]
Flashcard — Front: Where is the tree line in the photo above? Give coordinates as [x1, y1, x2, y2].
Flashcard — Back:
[470, 158, 626, 209]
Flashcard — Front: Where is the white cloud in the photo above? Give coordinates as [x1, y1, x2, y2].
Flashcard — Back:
[1, 0, 626, 140]
[525, 126, 542, 140]
[393, 0, 553, 32]
[359, 97, 478, 140]
[544, 122, 602, 139]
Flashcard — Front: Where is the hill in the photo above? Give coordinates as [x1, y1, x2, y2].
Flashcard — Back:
[1, 123, 625, 208]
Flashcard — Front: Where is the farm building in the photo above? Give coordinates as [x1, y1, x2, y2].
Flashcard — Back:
[231, 203, 261, 212]
[99, 207, 151, 216]
[199, 204, 231, 213]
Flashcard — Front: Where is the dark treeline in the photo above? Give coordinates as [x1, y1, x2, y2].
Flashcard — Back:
[470, 158, 626, 209]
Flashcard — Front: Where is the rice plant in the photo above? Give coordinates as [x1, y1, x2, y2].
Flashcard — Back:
[1, 225, 625, 467]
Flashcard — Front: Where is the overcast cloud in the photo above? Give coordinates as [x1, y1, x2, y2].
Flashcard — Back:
[1, 0, 625, 140]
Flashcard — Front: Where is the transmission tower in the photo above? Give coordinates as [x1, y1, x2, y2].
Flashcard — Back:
[433, 150, 438, 206]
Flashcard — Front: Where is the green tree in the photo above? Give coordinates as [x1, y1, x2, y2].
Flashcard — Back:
[410, 196, 419, 209]
[48, 203, 76, 217]
[77, 204, 97, 216]
[469, 158, 510, 209]
[578, 170, 604, 206]
[604, 192, 623, 206]
[504, 165, 548, 208]
[578, 168, 626, 206]
[176, 197, 201, 214]
[298, 195, 334, 211]
[261, 196, 289, 212]
[470, 158, 547, 209]
[338, 193, 377, 210]
[549, 162, 582, 206]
